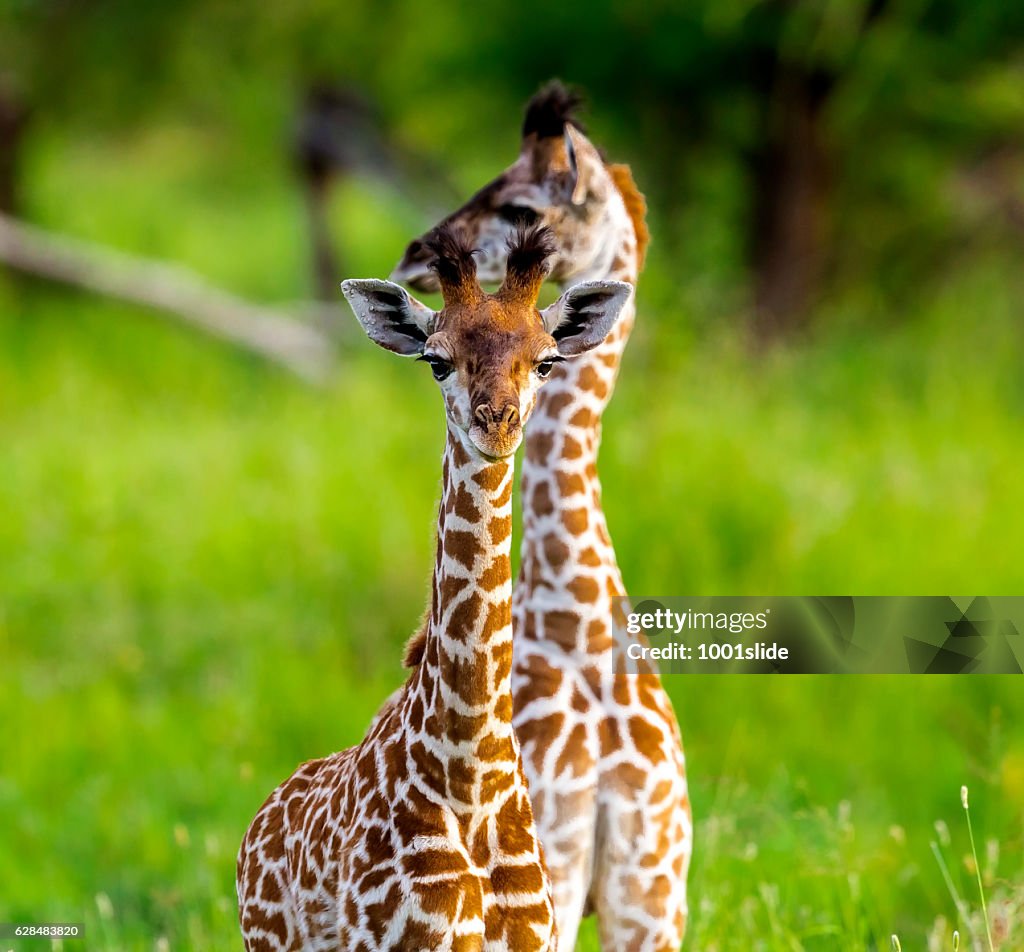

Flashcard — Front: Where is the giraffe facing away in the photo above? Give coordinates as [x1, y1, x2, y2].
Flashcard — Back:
[393, 84, 691, 951]
[236, 223, 632, 951]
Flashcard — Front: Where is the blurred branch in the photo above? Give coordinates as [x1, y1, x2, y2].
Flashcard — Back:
[0, 212, 335, 384]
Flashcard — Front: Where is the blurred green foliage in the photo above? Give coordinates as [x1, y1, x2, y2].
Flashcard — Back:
[2, 2, 1024, 950]
[4, 0, 1024, 310]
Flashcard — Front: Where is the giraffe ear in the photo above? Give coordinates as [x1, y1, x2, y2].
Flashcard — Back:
[565, 125, 595, 206]
[341, 279, 436, 356]
[541, 280, 632, 356]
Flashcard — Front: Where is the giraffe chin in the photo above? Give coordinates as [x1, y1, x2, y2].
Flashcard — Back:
[467, 424, 522, 462]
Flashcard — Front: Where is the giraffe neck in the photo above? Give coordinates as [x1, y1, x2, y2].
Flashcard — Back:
[407, 422, 519, 783]
[516, 196, 638, 653]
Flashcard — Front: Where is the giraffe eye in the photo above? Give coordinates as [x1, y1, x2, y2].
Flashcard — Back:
[498, 204, 540, 226]
[417, 354, 453, 381]
[534, 356, 564, 378]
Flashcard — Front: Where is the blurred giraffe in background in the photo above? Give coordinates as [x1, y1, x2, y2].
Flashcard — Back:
[293, 82, 459, 302]
[394, 83, 691, 951]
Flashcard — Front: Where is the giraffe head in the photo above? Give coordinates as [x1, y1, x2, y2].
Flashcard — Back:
[343, 224, 631, 460]
[392, 81, 647, 291]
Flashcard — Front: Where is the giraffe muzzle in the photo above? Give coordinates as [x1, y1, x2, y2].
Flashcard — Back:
[470, 403, 523, 458]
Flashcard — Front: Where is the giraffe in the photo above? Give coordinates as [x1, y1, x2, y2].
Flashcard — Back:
[392, 83, 691, 952]
[236, 222, 632, 952]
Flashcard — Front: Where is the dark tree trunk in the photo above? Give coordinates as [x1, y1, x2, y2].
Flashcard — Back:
[303, 172, 343, 302]
[750, 66, 835, 339]
[0, 88, 30, 217]
[748, 0, 889, 339]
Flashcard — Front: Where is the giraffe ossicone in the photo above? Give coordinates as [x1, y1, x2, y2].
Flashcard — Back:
[236, 222, 630, 951]
[394, 82, 692, 952]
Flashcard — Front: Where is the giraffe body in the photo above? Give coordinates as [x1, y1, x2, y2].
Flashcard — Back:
[393, 84, 691, 951]
[239, 223, 632, 952]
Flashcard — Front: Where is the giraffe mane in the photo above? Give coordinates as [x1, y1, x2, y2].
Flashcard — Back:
[522, 80, 586, 139]
[403, 619, 428, 667]
[607, 162, 650, 271]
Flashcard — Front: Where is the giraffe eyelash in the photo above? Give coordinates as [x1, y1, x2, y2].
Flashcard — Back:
[417, 353, 453, 381]
[534, 355, 564, 378]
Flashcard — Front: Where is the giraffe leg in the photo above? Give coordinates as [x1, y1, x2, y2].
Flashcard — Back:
[525, 783, 597, 951]
[546, 850, 590, 951]
[590, 762, 691, 952]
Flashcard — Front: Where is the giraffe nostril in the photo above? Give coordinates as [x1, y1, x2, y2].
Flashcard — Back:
[474, 403, 519, 434]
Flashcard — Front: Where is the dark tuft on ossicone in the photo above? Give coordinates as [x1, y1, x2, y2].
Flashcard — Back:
[425, 223, 479, 290]
[498, 225, 555, 302]
[521, 80, 585, 140]
[507, 224, 556, 280]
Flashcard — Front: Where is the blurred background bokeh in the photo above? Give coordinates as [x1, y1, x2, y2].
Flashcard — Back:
[2, 1, 1023, 949]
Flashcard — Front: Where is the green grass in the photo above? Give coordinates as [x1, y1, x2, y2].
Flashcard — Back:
[2, 125, 1023, 950]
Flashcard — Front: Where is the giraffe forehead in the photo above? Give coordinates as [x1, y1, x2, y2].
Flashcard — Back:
[459, 156, 605, 236]
[448, 156, 555, 222]
[436, 301, 549, 356]
[491, 157, 547, 194]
